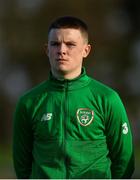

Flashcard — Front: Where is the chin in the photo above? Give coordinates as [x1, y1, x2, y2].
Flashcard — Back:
[57, 65, 69, 72]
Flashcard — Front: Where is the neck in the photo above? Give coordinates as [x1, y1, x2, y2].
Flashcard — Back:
[51, 69, 82, 80]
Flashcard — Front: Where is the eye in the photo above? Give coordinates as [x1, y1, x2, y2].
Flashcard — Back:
[50, 42, 60, 46]
[66, 42, 76, 47]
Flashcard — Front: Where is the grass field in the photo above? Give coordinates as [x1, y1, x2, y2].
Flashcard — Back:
[0, 144, 15, 178]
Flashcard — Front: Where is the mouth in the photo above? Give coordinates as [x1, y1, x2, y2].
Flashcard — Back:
[57, 58, 67, 62]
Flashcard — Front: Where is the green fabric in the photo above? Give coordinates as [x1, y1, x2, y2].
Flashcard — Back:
[13, 68, 134, 179]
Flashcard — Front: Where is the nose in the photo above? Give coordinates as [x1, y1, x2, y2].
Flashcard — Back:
[57, 43, 66, 55]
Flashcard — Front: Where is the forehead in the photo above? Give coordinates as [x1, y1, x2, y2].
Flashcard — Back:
[48, 28, 84, 41]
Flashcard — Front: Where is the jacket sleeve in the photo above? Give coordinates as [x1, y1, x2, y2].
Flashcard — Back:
[105, 91, 135, 179]
[13, 97, 33, 178]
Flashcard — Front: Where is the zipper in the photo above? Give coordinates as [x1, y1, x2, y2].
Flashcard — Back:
[63, 80, 69, 179]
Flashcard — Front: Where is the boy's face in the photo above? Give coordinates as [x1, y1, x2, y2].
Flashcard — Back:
[46, 28, 91, 79]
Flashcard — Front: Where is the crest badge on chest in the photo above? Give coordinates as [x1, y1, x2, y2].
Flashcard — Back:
[76, 108, 94, 126]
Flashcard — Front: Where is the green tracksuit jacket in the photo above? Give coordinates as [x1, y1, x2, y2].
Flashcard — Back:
[13, 68, 134, 179]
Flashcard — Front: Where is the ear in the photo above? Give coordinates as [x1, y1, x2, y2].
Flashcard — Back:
[83, 44, 91, 58]
[44, 43, 48, 56]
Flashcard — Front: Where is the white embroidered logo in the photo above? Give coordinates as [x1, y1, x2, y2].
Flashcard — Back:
[41, 113, 52, 121]
[122, 122, 128, 134]
[76, 108, 94, 126]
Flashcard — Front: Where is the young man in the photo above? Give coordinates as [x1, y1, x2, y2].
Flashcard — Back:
[13, 16, 134, 179]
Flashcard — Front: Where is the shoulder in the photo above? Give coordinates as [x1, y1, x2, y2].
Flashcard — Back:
[22, 80, 49, 98]
[89, 77, 116, 95]
[16, 80, 50, 107]
[88, 77, 125, 113]
[88, 77, 122, 103]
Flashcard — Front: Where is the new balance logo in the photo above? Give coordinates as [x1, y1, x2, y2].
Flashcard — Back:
[41, 113, 52, 121]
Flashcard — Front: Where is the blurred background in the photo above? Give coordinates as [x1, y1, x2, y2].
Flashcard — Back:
[0, 0, 140, 178]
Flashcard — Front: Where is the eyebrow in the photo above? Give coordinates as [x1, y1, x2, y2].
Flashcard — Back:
[49, 40, 77, 44]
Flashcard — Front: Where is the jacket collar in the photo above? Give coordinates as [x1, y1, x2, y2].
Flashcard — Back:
[48, 67, 91, 91]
